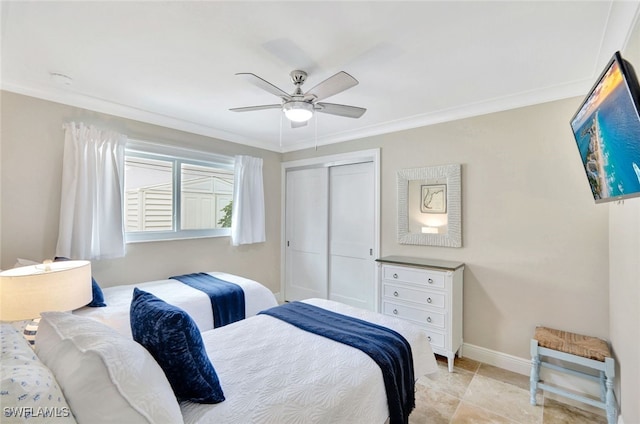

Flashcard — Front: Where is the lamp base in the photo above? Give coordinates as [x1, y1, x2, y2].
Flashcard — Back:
[23, 317, 40, 347]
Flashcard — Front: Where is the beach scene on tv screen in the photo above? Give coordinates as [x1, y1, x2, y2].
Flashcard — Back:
[571, 60, 640, 201]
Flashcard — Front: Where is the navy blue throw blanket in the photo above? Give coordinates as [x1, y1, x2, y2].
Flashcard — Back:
[259, 301, 415, 424]
[169, 273, 245, 328]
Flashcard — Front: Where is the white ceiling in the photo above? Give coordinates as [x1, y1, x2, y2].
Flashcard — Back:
[2, 1, 639, 153]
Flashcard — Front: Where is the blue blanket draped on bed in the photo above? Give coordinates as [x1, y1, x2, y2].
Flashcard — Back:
[259, 301, 415, 424]
[169, 273, 245, 328]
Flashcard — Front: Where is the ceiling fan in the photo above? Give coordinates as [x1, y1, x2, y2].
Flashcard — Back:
[230, 70, 366, 128]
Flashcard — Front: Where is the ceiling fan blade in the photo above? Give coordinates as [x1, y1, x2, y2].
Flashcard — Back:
[291, 120, 308, 129]
[304, 71, 359, 101]
[316, 102, 366, 119]
[236, 73, 291, 100]
[262, 38, 318, 74]
[229, 104, 281, 112]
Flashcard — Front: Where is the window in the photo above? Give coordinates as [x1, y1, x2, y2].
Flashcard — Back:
[124, 140, 234, 242]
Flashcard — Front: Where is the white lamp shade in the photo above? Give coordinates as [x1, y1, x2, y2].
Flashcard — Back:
[0, 260, 92, 321]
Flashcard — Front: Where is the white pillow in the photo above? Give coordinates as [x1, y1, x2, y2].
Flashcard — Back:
[13, 258, 39, 268]
[35, 312, 184, 424]
[1, 323, 77, 423]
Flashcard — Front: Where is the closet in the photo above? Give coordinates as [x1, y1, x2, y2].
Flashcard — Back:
[282, 150, 379, 311]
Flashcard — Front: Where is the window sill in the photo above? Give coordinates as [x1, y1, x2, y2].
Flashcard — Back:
[125, 229, 231, 244]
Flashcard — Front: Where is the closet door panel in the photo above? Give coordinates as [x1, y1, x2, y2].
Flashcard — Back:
[284, 168, 328, 301]
[329, 162, 375, 311]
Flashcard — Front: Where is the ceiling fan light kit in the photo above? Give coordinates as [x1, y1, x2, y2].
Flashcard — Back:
[283, 101, 314, 122]
[231, 69, 366, 127]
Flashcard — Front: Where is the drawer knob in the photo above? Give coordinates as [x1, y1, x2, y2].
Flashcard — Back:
[428, 278, 433, 284]
[426, 316, 432, 323]
[393, 309, 398, 315]
[393, 291, 399, 297]
[427, 336, 432, 342]
[393, 273, 398, 279]
[427, 297, 432, 303]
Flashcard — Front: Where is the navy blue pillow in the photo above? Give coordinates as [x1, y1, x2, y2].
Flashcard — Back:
[87, 277, 107, 307]
[54, 256, 106, 307]
[129, 288, 225, 404]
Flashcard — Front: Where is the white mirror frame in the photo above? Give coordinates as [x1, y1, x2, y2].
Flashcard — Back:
[397, 164, 462, 247]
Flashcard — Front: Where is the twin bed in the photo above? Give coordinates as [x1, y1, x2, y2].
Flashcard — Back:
[180, 298, 436, 424]
[1, 272, 438, 424]
[72, 271, 279, 337]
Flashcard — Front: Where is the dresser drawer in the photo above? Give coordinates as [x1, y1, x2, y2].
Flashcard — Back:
[382, 301, 446, 329]
[383, 283, 446, 309]
[382, 265, 445, 289]
[423, 329, 445, 350]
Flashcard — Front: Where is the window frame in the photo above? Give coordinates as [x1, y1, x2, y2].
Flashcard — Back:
[124, 139, 235, 243]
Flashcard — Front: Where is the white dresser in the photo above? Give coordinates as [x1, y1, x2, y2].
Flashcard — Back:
[377, 256, 464, 372]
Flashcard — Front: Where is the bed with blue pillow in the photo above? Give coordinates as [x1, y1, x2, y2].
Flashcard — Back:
[74, 272, 278, 337]
[9, 296, 437, 424]
[130, 292, 437, 424]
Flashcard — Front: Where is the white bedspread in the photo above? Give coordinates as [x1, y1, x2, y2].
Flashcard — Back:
[74, 272, 277, 337]
[181, 298, 438, 424]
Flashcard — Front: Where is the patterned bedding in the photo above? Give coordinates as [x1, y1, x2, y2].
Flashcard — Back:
[73, 272, 277, 337]
[180, 298, 438, 424]
[0, 325, 77, 424]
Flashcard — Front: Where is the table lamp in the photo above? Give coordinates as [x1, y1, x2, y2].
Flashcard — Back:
[0, 259, 92, 344]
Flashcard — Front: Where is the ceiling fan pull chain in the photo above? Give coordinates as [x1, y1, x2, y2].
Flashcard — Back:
[314, 113, 318, 151]
[279, 111, 283, 148]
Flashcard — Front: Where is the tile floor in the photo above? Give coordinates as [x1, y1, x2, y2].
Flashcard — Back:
[410, 355, 608, 424]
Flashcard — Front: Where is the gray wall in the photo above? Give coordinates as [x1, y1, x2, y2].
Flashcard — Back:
[284, 97, 610, 360]
[0, 91, 282, 292]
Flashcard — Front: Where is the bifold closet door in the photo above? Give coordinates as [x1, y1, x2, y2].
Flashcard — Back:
[284, 167, 328, 301]
[328, 162, 375, 311]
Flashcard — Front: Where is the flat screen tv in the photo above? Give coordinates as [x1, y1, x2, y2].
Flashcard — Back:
[570, 51, 640, 203]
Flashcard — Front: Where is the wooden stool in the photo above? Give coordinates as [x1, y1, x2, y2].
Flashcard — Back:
[530, 326, 617, 424]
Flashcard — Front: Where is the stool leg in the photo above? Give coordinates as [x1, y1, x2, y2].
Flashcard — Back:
[599, 370, 606, 402]
[605, 357, 617, 424]
[530, 340, 540, 406]
[606, 378, 616, 424]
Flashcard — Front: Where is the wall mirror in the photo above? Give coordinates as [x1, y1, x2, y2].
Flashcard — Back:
[397, 164, 462, 247]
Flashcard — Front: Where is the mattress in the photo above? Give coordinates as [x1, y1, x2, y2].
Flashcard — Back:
[181, 298, 438, 424]
[74, 272, 277, 337]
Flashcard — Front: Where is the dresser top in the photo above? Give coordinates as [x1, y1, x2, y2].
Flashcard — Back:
[376, 255, 464, 271]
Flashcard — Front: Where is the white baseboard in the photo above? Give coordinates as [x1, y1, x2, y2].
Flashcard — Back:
[462, 343, 608, 416]
[462, 342, 531, 375]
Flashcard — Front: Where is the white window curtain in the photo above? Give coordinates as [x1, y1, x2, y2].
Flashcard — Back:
[55, 122, 127, 260]
[231, 155, 266, 246]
